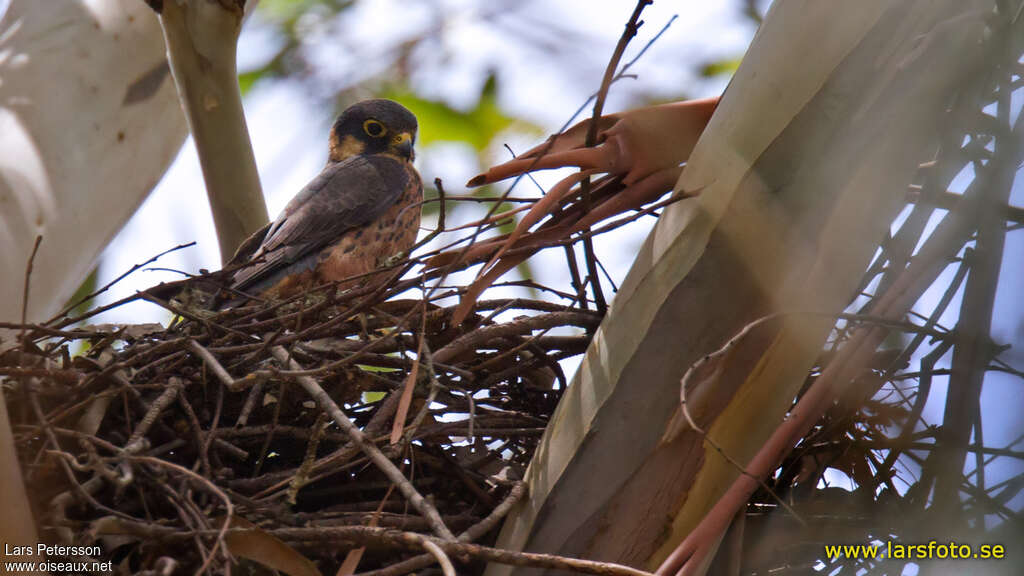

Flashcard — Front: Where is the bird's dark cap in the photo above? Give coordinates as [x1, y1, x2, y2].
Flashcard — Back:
[334, 99, 418, 133]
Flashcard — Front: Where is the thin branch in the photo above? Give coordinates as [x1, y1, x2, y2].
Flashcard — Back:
[187, 340, 238, 391]
[421, 540, 456, 576]
[577, 0, 653, 314]
[49, 242, 196, 323]
[21, 235, 43, 333]
[268, 346, 456, 541]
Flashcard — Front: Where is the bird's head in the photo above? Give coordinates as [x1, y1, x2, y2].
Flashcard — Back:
[328, 99, 418, 163]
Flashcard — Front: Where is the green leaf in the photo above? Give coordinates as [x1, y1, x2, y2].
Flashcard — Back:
[699, 57, 743, 78]
[362, 391, 387, 403]
[258, 0, 354, 24]
[356, 364, 400, 373]
[237, 69, 266, 96]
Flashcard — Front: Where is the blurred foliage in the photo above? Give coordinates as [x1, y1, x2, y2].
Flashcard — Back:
[742, 0, 765, 24]
[382, 75, 540, 151]
[237, 69, 263, 96]
[699, 57, 742, 78]
[258, 0, 356, 22]
[234, 0, 760, 167]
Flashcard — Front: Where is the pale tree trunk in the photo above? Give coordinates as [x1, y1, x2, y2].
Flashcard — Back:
[485, 1, 996, 574]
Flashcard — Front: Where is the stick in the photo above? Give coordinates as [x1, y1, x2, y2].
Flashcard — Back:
[269, 346, 456, 541]
[21, 235, 43, 332]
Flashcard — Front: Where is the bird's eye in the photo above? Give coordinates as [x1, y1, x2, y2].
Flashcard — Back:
[363, 119, 386, 137]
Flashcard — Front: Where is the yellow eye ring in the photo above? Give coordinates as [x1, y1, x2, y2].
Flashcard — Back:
[363, 119, 387, 138]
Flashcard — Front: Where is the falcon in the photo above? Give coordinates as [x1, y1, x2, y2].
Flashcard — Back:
[224, 99, 422, 304]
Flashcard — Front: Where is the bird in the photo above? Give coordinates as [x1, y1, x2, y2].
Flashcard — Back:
[221, 99, 422, 306]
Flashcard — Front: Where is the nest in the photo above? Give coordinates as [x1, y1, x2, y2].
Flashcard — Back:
[0, 170, 655, 575]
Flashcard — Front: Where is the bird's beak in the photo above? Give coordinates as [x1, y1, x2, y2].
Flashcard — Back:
[393, 132, 415, 160]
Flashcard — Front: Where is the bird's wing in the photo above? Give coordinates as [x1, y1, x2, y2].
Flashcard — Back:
[226, 220, 273, 268]
[229, 154, 411, 295]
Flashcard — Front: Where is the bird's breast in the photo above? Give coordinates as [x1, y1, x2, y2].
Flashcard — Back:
[316, 167, 422, 287]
